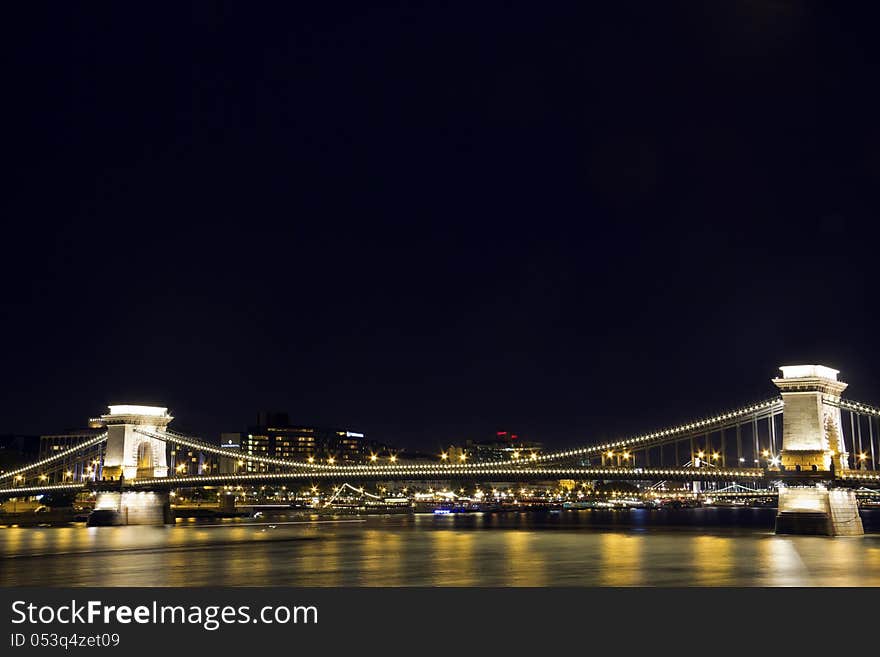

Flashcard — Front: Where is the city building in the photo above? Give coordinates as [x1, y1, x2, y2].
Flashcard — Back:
[444, 431, 543, 463]
[218, 432, 244, 474]
[237, 411, 389, 471]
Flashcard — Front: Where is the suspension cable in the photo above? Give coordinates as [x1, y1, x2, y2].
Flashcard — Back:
[491, 397, 784, 467]
[137, 428, 342, 470]
[0, 433, 108, 481]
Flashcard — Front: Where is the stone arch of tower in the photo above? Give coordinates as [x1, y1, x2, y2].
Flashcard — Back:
[135, 440, 155, 475]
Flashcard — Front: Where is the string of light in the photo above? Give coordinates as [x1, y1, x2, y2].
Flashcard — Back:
[0, 433, 108, 481]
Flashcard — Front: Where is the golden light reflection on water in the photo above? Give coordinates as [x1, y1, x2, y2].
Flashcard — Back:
[690, 536, 733, 586]
[359, 530, 403, 586]
[756, 536, 806, 586]
[864, 542, 880, 576]
[3, 527, 23, 557]
[816, 537, 877, 586]
[296, 530, 342, 587]
[502, 531, 546, 586]
[598, 533, 643, 586]
[429, 529, 477, 586]
[3, 514, 880, 586]
[55, 527, 74, 552]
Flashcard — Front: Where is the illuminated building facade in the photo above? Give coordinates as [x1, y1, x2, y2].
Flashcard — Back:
[446, 431, 543, 463]
[240, 411, 387, 471]
[218, 432, 243, 474]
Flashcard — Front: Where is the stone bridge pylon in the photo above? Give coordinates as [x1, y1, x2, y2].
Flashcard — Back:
[772, 365, 863, 536]
[772, 365, 849, 472]
[98, 405, 172, 480]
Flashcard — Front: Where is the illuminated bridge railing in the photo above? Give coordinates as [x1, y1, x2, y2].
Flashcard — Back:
[839, 471, 880, 482]
[129, 466, 767, 488]
[0, 433, 108, 482]
[0, 483, 86, 498]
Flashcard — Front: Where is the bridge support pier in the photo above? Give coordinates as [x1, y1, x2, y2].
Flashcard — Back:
[775, 485, 863, 536]
[89, 491, 173, 526]
[218, 492, 236, 513]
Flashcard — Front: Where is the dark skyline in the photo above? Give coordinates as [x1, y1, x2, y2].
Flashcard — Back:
[2, 3, 879, 450]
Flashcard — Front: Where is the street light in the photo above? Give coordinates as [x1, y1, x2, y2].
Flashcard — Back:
[389, 454, 397, 463]
[440, 452, 448, 461]
[370, 453, 378, 463]
[459, 453, 467, 462]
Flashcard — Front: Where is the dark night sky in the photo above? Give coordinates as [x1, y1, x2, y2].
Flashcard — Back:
[2, 3, 879, 451]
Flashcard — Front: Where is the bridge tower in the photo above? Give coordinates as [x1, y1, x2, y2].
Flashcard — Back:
[771, 365, 849, 472]
[98, 405, 171, 480]
[772, 365, 863, 536]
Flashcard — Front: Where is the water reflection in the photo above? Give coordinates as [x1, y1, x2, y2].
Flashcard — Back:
[426, 529, 475, 586]
[296, 533, 341, 587]
[598, 533, 643, 586]
[360, 530, 404, 586]
[2, 512, 880, 587]
[503, 531, 546, 586]
[691, 536, 733, 586]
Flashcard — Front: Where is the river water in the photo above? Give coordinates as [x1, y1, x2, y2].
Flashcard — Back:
[3, 509, 880, 586]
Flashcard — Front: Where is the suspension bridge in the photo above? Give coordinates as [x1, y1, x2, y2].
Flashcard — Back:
[2, 365, 879, 534]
